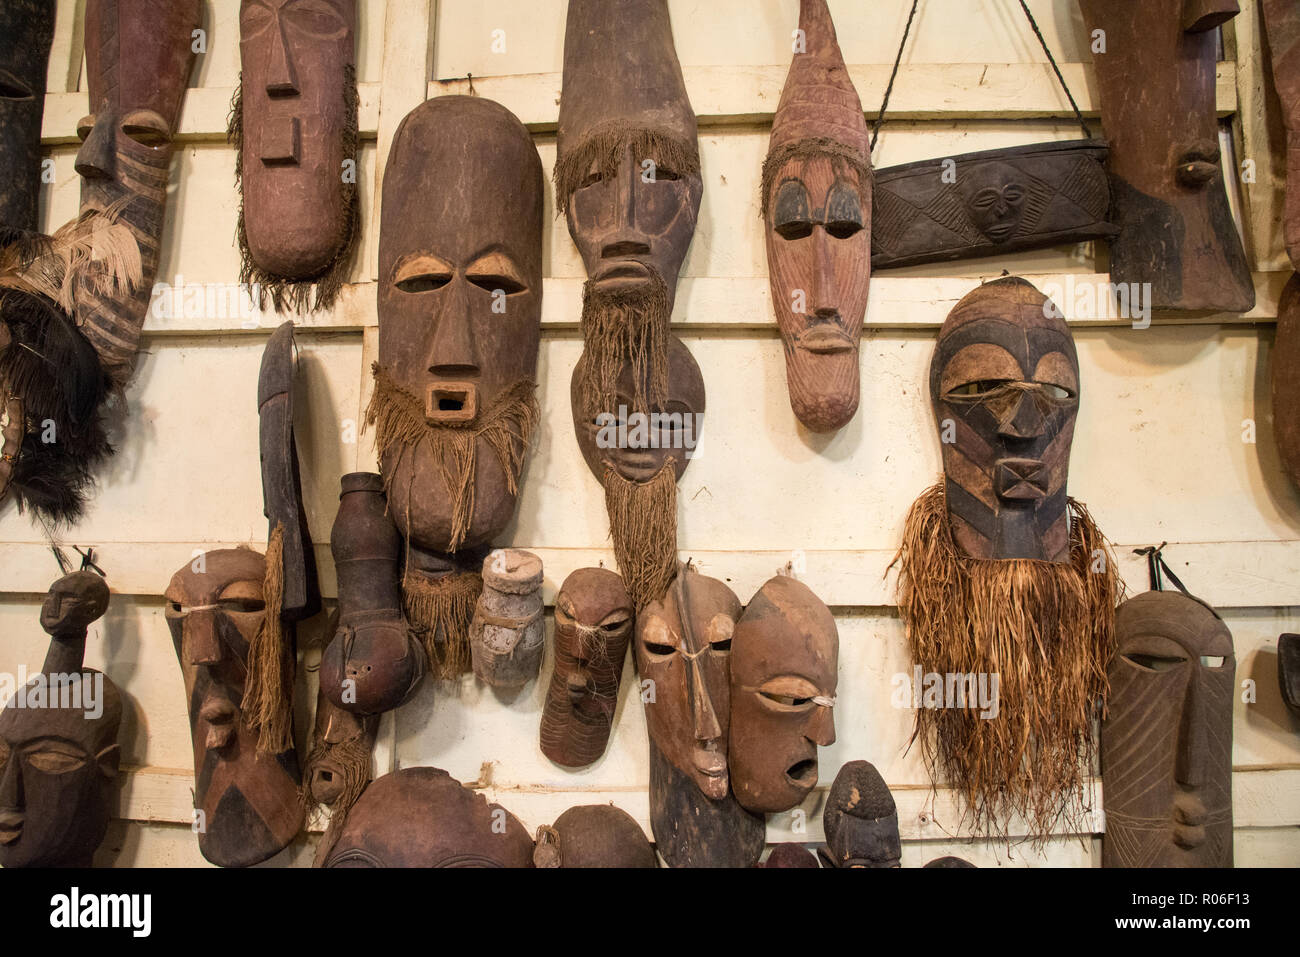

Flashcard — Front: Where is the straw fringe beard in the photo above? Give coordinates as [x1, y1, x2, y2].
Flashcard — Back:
[578, 271, 671, 419]
[554, 123, 701, 216]
[303, 730, 374, 868]
[893, 483, 1119, 842]
[241, 523, 296, 754]
[760, 137, 873, 221]
[365, 363, 539, 553]
[228, 64, 360, 315]
[402, 570, 482, 679]
[604, 459, 678, 610]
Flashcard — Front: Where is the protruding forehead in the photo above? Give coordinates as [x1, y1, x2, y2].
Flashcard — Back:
[612, 337, 706, 412]
[1116, 593, 1236, 658]
[734, 577, 837, 678]
[558, 568, 631, 622]
[165, 549, 266, 604]
[379, 96, 543, 276]
[0, 672, 122, 745]
[933, 280, 1077, 380]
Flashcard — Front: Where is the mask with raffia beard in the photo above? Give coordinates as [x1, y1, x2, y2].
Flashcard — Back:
[572, 336, 705, 610]
[894, 277, 1120, 841]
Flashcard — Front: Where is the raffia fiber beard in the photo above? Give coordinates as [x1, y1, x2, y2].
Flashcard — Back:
[303, 734, 372, 868]
[894, 483, 1119, 842]
[578, 270, 671, 419]
[402, 569, 482, 679]
[241, 524, 296, 754]
[603, 459, 678, 610]
[227, 65, 360, 314]
[365, 362, 539, 553]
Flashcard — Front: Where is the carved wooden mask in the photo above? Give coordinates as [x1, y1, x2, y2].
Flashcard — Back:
[1262, 0, 1300, 270]
[930, 277, 1079, 562]
[1280, 633, 1300, 718]
[533, 804, 656, 868]
[540, 567, 634, 769]
[763, 0, 870, 433]
[0, 0, 55, 245]
[235, 0, 357, 303]
[730, 575, 837, 814]
[1271, 275, 1300, 490]
[0, 571, 119, 868]
[1077, 0, 1253, 313]
[470, 549, 545, 689]
[165, 549, 303, 867]
[818, 760, 902, 868]
[374, 95, 542, 556]
[1102, 591, 1235, 867]
[75, 0, 200, 384]
[322, 767, 534, 867]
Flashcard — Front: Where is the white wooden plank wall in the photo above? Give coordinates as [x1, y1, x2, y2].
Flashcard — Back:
[1, 0, 1296, 867]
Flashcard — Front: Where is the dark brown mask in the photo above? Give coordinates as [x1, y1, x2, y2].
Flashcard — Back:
[371, 95, 542, 556]
[1102, 590, 1235, 867]
[1271, 274, 1300, 490]
[760, 843, 821, 868]
[165, 549, 303, 868]
[75, 0, 200, 385]
[930, 277, 1079, 562]
[540, 567, 634, 769]
[0, 571, 119, 868]
[818, 760, 901, 868]
[532, 804, 656, 868]
[322, 766, 534, 867]
[1263, 0, 1300, 270]
[1077, 0, 1253, 313]
[233, 0, 358, 312]
[1279, 633, 1300, 719]
[0, 0, 55, 251]
[763, 0, 870, 433]
[729, 575, 837, 814]
[636, 564, 765, 868]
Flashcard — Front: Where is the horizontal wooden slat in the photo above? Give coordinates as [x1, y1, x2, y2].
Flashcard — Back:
[2, 540, 1298, 609]
[134, 271, 1291, 336]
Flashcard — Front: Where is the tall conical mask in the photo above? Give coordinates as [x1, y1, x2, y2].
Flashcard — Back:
[763, 0, 871, 434]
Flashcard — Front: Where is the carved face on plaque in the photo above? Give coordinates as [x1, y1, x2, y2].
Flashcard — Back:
[0, 0, 55, 246]
[74, 0, 200, 383]
[540, 568, 634, 769]
[165, 549, 303, 868]
[235, 0, 357, 298]
[1102, 591, 1235, 867]
[929, 277, 1079, 562]
[1077, 0, 1253, 313]
[729, 575, 838, 814]
[371, 95, 542, 556]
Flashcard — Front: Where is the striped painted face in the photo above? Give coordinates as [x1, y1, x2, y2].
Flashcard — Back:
[930, 277, 1079, 562]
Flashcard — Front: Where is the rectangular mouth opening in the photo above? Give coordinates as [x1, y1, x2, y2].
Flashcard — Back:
[425, 383, 477, 423]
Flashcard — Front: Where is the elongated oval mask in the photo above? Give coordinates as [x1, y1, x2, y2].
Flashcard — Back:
[0, 0, 55, 251]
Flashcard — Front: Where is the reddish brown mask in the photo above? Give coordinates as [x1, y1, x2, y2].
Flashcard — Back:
[75, 0, 200, 383]
[532, 804, 656, 868]
[763, 0, 870, 433]
[165, 549, 303, 868]
[1077, 0, 1253, 313]
[730, 575, 838, 814]
[1102, 591, 1235, 867]
[374, 95, 542, 555]
[235, 0, 357, 300]
[1263, 0, 1300, 269]
[0, 0, 55, 247]
[540, 568, 634, 769]
[323, 767, 534, 867]
[930, 277, 1080, 562]
[0, 571, 119, 868]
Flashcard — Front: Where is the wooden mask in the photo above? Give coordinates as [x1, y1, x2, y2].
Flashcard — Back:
[1270, 275, 1300, 490]
[557, 0, 702, 420]
[75, 0, 200, 385]
[729, 575, 838, 814]
[469, 549, 545, 689]
[1102, 591, 1235, 867]
[370, 95, 542, 558]
[1262, 0, 1300, 269]
[0, 0, 55, 252]
[930, 277, 1079, 563]
[532, 804, 656, 868]
[1077, 0, 1253, 313]
[1280, 633, 1300, 719]
[635, 564, 765, 868]
[817, 760, 901, 868]
[322, 767, 534, 867]
[539, 567, 634, 769]
[763, 0, 870, 433]
[760, 843, 820, 868]
[0, 571, 119, 868]
[232, 0, 358, 313]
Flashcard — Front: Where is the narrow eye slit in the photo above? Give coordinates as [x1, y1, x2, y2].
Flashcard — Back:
[468, 274, 524, 295]
[26, 749, 86, 774]
[1124, 653, 1187, 672]
[825, 221, 863, 240]
[219, 598, 265, 614]
[1200, 655, 1226, 668]
[950, 380, 1009, 397]
[580, 170, 604, 189]
[1040, 383, 1074, 400]
[167, 600, 185, 615]
[761, 692, 811, 706]
[643, 641, 676, 656]
[654, 167, 681, 182]
[1003, 186, 1025, 202]
[775, 221, 813, 241]
[710, 638, 732, 652]
[122, 123, 168, 148]
[395, 274, 451, 293]
[601, 614, 632, 631]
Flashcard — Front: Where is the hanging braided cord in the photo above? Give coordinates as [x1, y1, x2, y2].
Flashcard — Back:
[871, 0, 1092, 152]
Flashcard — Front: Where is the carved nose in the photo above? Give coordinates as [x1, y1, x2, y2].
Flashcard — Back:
[185, 608, 223, 667]
[807, 703, 836, 747]
[810, 228, 838, 319]
[265, 22, 300, 96]
[689, 660, 722, 743]
[1175, 672, 1207, 787]
[75, 112, 116, 180]
[997, 392, 1045, 440]
[426, 279, 479, 377]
